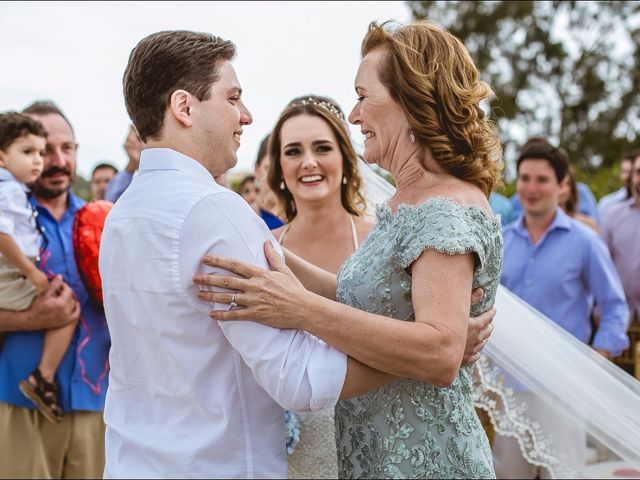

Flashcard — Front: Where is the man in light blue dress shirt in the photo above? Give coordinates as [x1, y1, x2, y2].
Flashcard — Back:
[494, 137, 629, 479]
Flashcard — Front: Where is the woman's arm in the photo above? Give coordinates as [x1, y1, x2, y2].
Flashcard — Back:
[282, 249, 472, 387]
[283, 246, 337, 300]
[195, 242, 477, 387]
[341, 357, 396, 399]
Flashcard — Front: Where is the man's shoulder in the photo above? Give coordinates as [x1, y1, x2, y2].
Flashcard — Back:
[109, 172, 231, 223]
[501, 219, 521, 238]
[566, 215, 598, 239]
[564, 217, 608, 258]
[606, 199, 633, 218]
[194, 189, 271, 236]
[599, 188, 623, 204]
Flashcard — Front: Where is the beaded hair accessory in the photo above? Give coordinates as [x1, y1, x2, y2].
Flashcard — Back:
[290, 97, 346, 121]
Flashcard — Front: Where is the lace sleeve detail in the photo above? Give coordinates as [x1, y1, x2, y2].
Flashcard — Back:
[395, 197, 489, 274]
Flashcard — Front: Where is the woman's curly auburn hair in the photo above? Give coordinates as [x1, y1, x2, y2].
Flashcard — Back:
[361, 21, 503, 198]
[267, 96, 366, 222]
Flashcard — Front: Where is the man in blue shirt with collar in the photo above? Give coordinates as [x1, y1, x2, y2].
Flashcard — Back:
[0, 101, 110, 478]
[493, 137, 629, 478]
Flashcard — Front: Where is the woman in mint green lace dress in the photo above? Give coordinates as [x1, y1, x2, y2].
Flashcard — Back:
[197, 20, 503, 479]
[333, 195, 502, 478]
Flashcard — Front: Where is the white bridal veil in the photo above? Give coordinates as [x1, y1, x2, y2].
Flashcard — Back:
[358, 159, 640, 478]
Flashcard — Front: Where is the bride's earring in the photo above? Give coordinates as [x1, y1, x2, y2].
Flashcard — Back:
[280, 181, 286, 191]
[342, 175, 348, 185]
[409, 129, 416, 144]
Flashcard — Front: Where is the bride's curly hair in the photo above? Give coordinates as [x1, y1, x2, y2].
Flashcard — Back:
[361, 21, 503, 197]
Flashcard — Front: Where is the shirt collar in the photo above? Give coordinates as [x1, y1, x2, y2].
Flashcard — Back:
[66, 190, 85, 214]
[0, 167, 28, 192]
[621, 196, 639, 210]
[31, 190, 85, 217]
[139, 148, 215, 183]
[513, 206, 572, 238]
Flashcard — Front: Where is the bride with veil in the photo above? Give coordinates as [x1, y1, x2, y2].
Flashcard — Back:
[359, 158, 640, 478]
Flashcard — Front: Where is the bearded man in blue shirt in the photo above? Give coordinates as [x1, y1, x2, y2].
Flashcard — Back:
[493, 137, 629, 479]
[0, 101, 110, 478]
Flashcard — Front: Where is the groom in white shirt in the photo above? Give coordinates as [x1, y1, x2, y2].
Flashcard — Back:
[100, 30, 494, 478]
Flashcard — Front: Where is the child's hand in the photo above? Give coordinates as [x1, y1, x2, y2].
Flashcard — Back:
[27, 268, 49, 295]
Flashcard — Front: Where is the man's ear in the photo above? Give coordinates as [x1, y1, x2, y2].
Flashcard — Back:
[169, 89, 194, 128]
[0, 150, 5, 167]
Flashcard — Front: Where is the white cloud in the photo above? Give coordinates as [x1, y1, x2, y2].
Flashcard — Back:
[0, 1, 410, 178]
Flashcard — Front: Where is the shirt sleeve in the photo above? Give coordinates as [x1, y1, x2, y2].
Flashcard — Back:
[0, 182, 25, 236]
[178, 191, 347, 412]
[584, 234, 630, 356]
[104, 171, 134, 203]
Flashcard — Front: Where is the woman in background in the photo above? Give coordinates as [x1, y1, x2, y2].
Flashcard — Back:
[559, 165, 600, 232]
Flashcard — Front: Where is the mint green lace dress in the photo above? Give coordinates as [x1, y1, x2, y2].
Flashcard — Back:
[335, 197, 503, 479]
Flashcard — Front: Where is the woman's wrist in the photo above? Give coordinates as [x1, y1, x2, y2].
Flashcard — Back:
[285, 291, 313, 331]
[295, 290, 334, 336]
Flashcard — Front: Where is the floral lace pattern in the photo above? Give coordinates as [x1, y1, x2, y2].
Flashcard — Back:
[335, 197, 503, 479]
[287, 407, 339, 479]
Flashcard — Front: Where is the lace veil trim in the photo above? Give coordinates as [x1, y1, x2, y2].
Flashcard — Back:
[473, 356, 577, 478]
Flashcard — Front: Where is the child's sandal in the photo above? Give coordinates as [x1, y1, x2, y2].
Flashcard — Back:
[19, 368, 63, 424]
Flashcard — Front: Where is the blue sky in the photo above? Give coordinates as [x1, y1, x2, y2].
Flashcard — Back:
[0, 1, 410, 178]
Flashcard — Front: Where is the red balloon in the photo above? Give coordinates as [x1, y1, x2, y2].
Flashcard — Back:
[72, 200, 113, 306]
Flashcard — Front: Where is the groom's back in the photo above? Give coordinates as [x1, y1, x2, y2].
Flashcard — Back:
[99, 149, 288, 478]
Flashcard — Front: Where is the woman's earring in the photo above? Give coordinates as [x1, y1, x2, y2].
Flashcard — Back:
[280, 181, 286, 190]
[409, 129, 416, 144]
[342, 175, 348, 185]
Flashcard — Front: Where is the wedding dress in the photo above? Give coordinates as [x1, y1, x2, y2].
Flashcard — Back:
[287, 408, 339, 479]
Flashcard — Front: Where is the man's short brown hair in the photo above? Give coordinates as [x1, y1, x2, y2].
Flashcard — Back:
[22, 100, 74, 136]
[0, 111, 47, 152]
[123, 30, 236, 142]
[517, 136, 570, 184]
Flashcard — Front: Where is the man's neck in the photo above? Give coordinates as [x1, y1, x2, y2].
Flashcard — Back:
[523, 208, 557, 245]
[145, 139, 221, 178]
[36, 192, 69, 222]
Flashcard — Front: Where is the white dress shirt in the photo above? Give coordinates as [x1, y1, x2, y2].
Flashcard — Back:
[99, 148, 347, 479]
[0, 168, 40, 257]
